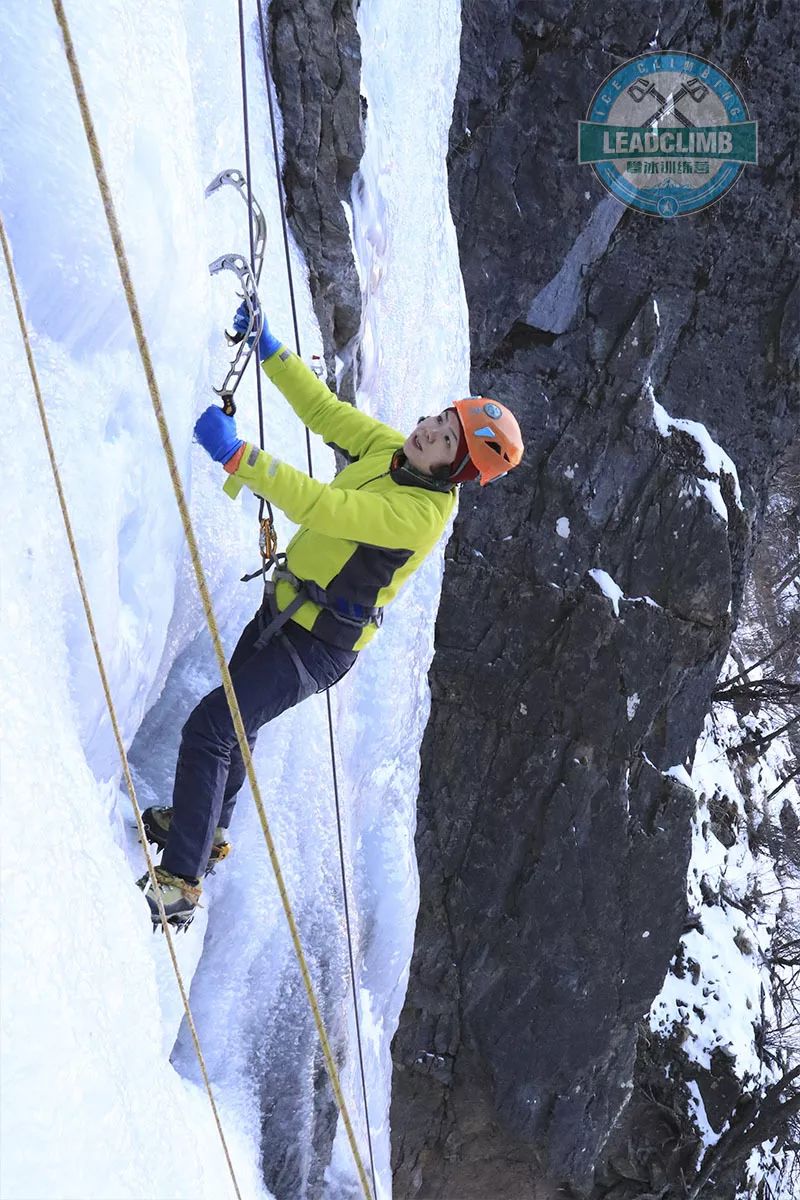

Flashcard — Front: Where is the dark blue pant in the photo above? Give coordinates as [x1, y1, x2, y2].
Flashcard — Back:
[161, 609, 357, 881]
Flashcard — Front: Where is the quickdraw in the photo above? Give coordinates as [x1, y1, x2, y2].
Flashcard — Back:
[259, 515, 279, 565]
[240, 517, 280, 585]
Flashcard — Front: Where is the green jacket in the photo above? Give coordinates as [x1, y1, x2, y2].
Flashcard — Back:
[222, 347, 457, 651]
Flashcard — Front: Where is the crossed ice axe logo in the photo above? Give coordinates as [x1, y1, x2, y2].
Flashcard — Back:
[628, 75, 710, 128]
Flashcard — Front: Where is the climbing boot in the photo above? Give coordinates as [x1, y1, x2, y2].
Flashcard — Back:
[136, 866, 202, 931]
[141, 806, 231, 875]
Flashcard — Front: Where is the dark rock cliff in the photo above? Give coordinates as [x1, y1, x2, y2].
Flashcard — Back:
[267, 0, 363, 400]
[389, 2, 799, 1198]
[266, 0, 799, 1196]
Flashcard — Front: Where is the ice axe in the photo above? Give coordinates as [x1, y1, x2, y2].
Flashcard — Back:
[205, 169, 267, 346]
[628, 76, 709, 129]
[207, 252, 262, 416]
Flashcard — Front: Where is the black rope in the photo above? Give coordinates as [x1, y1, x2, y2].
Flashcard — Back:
[324, 689, 378, 1189]
[236, 0, 272, 536]
[248, 5, 378, 1197]
[255, 0, 312, 478]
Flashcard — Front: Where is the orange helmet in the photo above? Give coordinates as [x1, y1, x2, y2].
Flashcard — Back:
[451, 397, 524, 485]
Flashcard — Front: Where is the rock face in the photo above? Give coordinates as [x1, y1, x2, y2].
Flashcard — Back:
[267, 0, 363, 399]
[389, 2, 799, 1198]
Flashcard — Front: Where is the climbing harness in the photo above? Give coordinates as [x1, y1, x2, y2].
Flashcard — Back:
[46, 1, 374, 1197]
[273, 564, 384, 631]
[248, 571, 317, 694]
[1, 213, 243, 1200]
[242, 562, 378, 698]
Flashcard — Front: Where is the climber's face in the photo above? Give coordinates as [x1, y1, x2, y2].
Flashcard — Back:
[403, 410, 461, 476]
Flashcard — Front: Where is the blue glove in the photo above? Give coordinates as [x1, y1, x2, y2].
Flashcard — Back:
[194, 406, 244, 464]
[233, 302, 282, 361]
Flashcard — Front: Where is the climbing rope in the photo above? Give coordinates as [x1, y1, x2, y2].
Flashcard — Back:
[241, 2, 377, 1194]
[49, 3, 373, 1197]
[234, 0, 281, 591]
[253, 5, 379, 1195]
[0, 214, 243, 1200]
[236, 1, 268, 473]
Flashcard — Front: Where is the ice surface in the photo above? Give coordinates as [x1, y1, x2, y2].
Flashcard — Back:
[0, 1, 466, 1197]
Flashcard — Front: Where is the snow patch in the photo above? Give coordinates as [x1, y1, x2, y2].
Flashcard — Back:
[665, 763, 694, 790]
[650, 705, 790, 1088]
[589, 568, 624, 615]
[686, 1079, 724, 1154]
[647, 379, 743, 522]
[589, 568, 663, 617]
[556, 516, 570, 539]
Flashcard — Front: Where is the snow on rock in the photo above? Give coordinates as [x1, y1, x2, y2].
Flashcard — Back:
[686, 1079, 724, 1156]
[588, 567, 662, 616]
[664, 763, 694, 790]
[649, 693, 797, 1162]
[556, 516, 570, 539]
[647, 686, 799, 1198]
[647, 378, 743, 523]
[588, 568, 624, 615]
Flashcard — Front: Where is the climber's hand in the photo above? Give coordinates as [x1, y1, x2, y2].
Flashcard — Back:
[194, 405, 244, 465]
[233, 302, 281, 361]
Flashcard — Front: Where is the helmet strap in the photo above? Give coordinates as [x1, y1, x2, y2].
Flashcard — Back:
[449, 451, 472, 478]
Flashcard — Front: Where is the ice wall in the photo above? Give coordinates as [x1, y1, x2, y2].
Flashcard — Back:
[0, 1, 467, 1197]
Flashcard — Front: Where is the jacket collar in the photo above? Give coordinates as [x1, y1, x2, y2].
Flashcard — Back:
[390, 451, 456, 494]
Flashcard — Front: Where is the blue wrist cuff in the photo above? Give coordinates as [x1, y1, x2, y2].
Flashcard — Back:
[260, 330, 282, 360]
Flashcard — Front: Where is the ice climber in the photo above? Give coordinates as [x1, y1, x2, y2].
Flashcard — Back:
[137, 307, 524, 927]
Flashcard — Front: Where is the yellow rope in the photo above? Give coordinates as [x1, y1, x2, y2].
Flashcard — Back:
[0, 214, 243, 1200]
[48, 4, 373, 1195]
